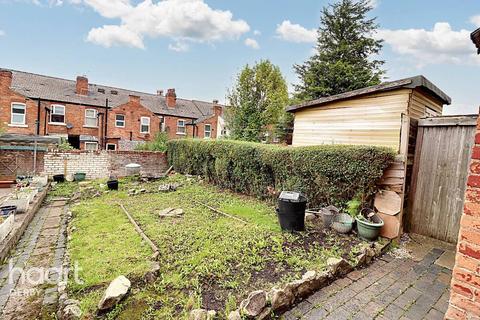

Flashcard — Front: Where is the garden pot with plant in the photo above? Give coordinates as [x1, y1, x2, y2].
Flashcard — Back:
[356, 208, 384, 241]
[74, 172, 86, 182]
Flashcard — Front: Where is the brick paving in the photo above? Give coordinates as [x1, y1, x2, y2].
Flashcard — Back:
[0, 200, 67, 319]
[282, 248, 451, 320]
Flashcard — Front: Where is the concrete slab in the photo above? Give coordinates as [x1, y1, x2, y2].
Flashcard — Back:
[435, 249, 456, 270]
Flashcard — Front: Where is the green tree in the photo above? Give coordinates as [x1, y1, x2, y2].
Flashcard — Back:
[227, 60, 289, 142]
[294, 0, 384, 101]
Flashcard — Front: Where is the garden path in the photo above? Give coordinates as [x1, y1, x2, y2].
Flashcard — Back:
[0, 200, 67, 319]
[283, 237, 454, 320]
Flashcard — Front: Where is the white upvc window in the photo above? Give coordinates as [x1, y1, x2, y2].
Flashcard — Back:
[11, 103, 26, 125]
[115, 114, 125, 127]
[84, 109, 98, 127]
[140, 117, 150, 133]
[85, 142, 98, 151]
[204, 124, 212, 139]
[177, 119, 186, 135]
[106, 143, 117, 151]
[50, 105, 65, 124]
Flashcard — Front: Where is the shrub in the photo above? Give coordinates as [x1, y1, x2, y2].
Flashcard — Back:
[135, 132, 168, 152]
[167, 139, 395, 208]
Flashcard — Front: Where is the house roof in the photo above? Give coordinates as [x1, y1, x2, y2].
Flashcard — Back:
[286, 75, 451, 113]
[471, 27, 480, 54]
[3, 68, 222, 121]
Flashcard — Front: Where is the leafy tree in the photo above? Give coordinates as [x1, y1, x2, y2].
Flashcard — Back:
[227, 60, 289, 142]
[294, 0, 384, 101]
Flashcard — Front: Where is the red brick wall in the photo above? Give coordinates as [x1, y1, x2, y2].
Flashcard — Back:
[107, 99, 161, 149]
[447, 114, 480, 319]
[163, 115, 195, 140]
[108, 151, 168, 177]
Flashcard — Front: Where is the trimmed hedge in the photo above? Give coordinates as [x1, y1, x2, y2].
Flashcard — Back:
[167, 139, 395, 207]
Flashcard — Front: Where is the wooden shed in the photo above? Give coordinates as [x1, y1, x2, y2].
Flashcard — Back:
[287, 76, 452, 239]
[287, 76, 451, 151]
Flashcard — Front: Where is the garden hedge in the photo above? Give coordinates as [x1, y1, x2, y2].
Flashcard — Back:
[167, 139, 395, 207]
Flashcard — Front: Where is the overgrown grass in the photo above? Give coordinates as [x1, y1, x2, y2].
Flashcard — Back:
[65, 175, 367, 319]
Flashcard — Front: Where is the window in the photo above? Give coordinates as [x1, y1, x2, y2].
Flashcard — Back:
[115, 114, 125, 127]
[177, 119, 186, 135]
[85, 142, 98, 151]
[140, 117, 150, 133]
[50, 105, 65, 124]
[11, 103, 26, 125]
[106, 143, 117, 151]
[204, 124, 212, 139]
[85, 109, 98, 127]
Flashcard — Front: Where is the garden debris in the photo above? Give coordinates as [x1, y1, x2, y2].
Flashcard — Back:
[193, 200, 248, 225]
[228, 310, 241, 320]
[97, 275, 131, 312]
[305, 212, 317, 222]
[239, 290, 267, 317]
[119, 204, 160, 259]
[144, 261, 161, 284]
[158, 183, 181, 192]
[158, 208, 184, 217]
[62, 303, 82, 320]
[189, 309, 216, 320]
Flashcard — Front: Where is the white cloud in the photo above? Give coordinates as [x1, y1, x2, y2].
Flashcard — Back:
[75, 0, 250, 50]
[87, 25, 145, 49]
[0, 30, 4, 36]
[168, 41, 189, 52]
[253, 30, 261, 36]
[366, 0, 379, 8]
[470, 15, 480, 27]
[377, 22, 480, 66]
[275, 20, 316, 43]
[244, 38, 259, 50]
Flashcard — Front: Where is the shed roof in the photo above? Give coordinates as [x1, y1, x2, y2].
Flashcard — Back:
[2, 68, 223, 121]
[287, 75, 451, 113]
[471, 27, 480, 54]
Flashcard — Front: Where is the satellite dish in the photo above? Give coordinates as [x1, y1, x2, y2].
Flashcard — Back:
[66, 123, 74, 129]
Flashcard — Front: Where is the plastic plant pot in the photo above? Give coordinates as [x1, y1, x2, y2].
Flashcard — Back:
[356, 214, 384, 241]
[53, 174, 65, 183]
[331, 213, 354, 234]
[74, 173, 86, 182]
[107, 180, 119, 191]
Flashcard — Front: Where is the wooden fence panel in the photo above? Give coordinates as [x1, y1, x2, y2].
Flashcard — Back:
[408, 116, 476, 243]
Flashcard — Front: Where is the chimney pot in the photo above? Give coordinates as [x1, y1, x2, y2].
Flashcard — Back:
[157, 90, 164, 96]
[76, 76, 89, 95]
[129, 95, 141, 104]
[213, 99, 219, 105]
[0, 70, 13, 89]
[166, 88, 177, 108]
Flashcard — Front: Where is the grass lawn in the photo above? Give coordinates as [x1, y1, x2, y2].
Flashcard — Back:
[59, 174, 369, 319]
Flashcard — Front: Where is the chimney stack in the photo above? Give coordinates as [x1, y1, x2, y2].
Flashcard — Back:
[129, 95, 140, 104]
[166, 88, 176, 108]
[0, 70, 13, 91]
[76, 76, 89, 95]
[212, 99, 222, 116]
[157, 89, 164, 96]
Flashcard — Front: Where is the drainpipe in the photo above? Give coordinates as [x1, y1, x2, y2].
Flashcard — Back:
[104, 99, 109, 150]
[36, 99, 41, 135]
[44, 107, 50, 135]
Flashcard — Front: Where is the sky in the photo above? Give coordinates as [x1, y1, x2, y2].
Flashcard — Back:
[0, 0, 479, 115]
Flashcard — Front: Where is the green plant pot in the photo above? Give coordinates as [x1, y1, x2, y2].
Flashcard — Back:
[356, 215, 384, 241]
[74, 172, 86, 182]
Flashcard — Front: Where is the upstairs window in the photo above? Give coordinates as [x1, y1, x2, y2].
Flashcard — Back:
[50, 105, 65, 123]
[85, 109, 98, 127]
[11, 103, 26, 125]
[204, 124, 212, 138]
[177, 120, 186, 135]
[140, 117, 150, 133]
[115, 114, 125, 127]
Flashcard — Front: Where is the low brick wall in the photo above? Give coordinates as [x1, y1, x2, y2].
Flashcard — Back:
[43, 150, 168, 179]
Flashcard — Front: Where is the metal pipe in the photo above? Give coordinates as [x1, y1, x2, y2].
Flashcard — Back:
[104, 99, 109, 149]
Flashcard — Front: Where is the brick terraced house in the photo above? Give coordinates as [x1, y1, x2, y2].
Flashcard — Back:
[0, 68, 226, 150]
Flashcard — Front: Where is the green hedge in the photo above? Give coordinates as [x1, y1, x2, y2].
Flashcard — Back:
[167, 139, 395, 207]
